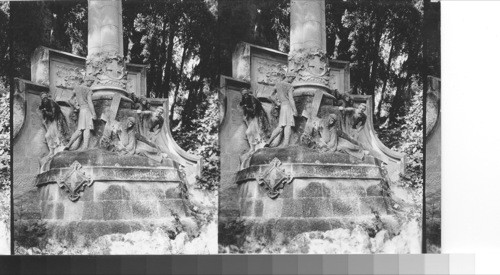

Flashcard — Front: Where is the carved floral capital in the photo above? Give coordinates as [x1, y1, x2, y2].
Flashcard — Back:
[288, 47, 330, 86]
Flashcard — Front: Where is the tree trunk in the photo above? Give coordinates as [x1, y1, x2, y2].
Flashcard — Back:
[162, 19, 176, 99]
[367, 12, 386, 111]
[155, 20, 168, 98]
[377, 32, 396, 122]
[170, 40, 188, 122]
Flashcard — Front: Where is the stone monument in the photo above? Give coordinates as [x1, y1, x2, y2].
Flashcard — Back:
[13, 0, 202, 245]
[220, 0, 405, 243]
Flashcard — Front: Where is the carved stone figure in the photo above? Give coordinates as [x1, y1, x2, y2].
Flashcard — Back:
[138, 106, 164, 140]
[330, 89, 354, 108]
[239, 89, 271, 168]
[38, 92, 71, 172]
[319, 114, 367, 159]
[136, 107, 170, 163]
[300, 114, 323, 149]
[65, 83, 97, 151]
[339, 103, 367, 141]
[265, 74, 298, 147]
[115, 117, 137, 155]
[39, 92, 70, 149]
[138, 96, 151, 111]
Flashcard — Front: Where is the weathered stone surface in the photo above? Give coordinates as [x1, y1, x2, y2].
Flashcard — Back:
[327, 180, 367, 197]
[308, 218, 333, 232]
[360, 197, 388, 215]
[254, 200, 264, 217]
[79, 184, 94, 201]
[241, 200, 255, 217]
[158, 199, 187, 217]
[102, 200, 133, 220]
[331, 197, 359, 216]
[279, 181, 294, 198]
[39, 184, 60, 202]
[244, 217, 367, 242]
[247, 181, 260, 199]
[281, 199, 303, 217]
[125, 182, 172, 202]
[249, 147, 376, 166]
[83, 201, 104, 220]
[232, 42, 251, 82]
[55, 203, 65, 220]
[131, 200, 159, 219]
[262, 198, 284, 219]
[164, 185, 181, 199]
[40, 202, 55, 220]
[95, 184, 122, 201]
[49, 150, 169, 169]
[366, 184, 384, 197]
[219, 183, 240, 219]
[294, 181, 324, 198]
[13, 86, 49, 197]
[302, 198, 332, 217]
[60, 201, 85, 221]
[237, 163, 382, 184]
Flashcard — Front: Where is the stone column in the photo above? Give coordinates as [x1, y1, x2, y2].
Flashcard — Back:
[288, 0, 330, 92]
[290, 0, 326, 53]
[86, 0, 127, 95]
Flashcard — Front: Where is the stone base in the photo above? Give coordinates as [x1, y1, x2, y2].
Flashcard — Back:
[240, 216, 399, 243]
[38, 181, 188, 221]
[238, 179, 389, 218]
[32, 149, 192, 245]
[16, 218, 198, 247]
[232, 147, 395, 244]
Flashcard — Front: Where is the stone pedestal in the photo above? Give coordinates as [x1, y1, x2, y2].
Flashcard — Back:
[35, 150, 193, 244]
[235, 148, 394, 241]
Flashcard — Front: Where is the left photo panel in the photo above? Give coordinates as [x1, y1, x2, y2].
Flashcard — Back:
[8, 0, 219, 255]
[0, 1, 10, 255]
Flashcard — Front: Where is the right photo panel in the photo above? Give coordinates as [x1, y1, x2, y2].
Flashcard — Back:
[219, 0, 439, 254]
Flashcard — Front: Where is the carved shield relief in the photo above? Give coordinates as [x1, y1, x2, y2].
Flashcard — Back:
[57, 161, 94, 202]
[256, 158, 293, 199]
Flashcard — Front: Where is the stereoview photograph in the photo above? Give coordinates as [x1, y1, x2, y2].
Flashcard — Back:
[218, 0, 439, 254]
[11, 0, 218, 254]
